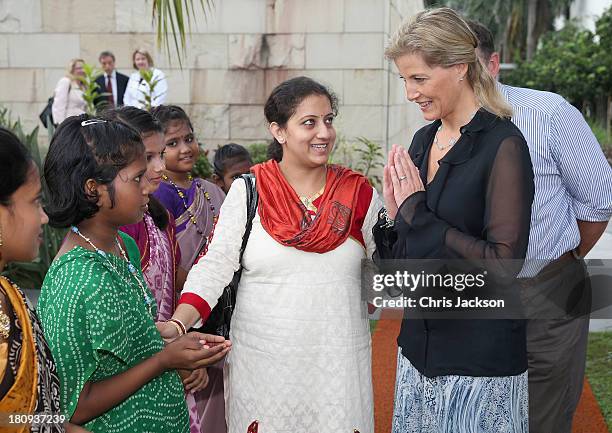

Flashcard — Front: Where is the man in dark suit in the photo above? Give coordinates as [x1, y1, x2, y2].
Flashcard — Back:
[95, 51, 129, 110]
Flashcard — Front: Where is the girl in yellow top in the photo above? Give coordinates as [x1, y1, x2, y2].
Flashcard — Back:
[0, 127, 87, 432]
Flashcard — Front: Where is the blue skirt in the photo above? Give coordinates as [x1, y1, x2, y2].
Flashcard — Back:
[392, 349, 528, 433]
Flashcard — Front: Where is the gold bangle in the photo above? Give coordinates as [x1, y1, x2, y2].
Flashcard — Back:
[168, 318, 187, 335]
[169, 318, 187, 335]
[167, 320, 183, 337]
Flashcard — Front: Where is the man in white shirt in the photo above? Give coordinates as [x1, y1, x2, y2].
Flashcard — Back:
[95, 51, 129, 109]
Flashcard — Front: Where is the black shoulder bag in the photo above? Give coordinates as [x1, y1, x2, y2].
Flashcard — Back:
[39, 97, 54, 128]
[196, 174, 258, 338]
[39, 82, 70, 128]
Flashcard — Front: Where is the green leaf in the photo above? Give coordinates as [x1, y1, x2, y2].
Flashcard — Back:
[152, 0, 213, 68]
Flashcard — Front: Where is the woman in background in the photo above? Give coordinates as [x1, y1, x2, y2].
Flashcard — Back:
[124, 49, 168, 109]
[51, 58, 86, 125]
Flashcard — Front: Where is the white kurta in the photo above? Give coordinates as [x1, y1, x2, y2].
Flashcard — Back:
[123, 68, 168, 109]
[183, 178, 382, 433]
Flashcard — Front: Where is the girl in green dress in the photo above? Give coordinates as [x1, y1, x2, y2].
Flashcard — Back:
[37, 115, 231, 433]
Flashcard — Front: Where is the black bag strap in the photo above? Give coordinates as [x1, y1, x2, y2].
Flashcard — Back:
[192, 174, 258, 338]
[238, 174, 258, 263]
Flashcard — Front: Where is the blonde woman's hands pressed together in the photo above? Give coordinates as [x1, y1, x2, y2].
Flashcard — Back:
[383, 144, 425, 219]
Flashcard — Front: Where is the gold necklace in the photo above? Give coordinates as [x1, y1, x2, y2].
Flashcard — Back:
[299, 186, 325, 213]
[0, 296, 9, 339]
[162, 174, 217, 237]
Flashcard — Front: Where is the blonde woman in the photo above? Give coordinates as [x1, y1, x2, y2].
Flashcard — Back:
[51, 58, 86, 125]
[124, 49, 168, 109]
[373, 8, 534, 433]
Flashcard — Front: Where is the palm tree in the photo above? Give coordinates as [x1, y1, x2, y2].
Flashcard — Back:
[152, 0, 214, 67]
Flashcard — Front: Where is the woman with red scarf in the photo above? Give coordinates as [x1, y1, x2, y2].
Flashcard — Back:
[158, 77, 381, 433]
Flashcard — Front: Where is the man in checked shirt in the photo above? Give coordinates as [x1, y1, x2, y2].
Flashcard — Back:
[469, 19, 612, 433]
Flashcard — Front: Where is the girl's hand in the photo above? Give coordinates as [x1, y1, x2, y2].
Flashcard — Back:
[178, 367, 209, 393]
[198, 333, 229, 348]
[383, 145, 400, 219]
[156, 332, 231, 371]
[390, 146, 424, 209]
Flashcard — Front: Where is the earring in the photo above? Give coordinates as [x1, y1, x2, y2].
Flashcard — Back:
[278, 138, 285, 144]
[459, 77, 465, 81]
[0, 223, 3, 248]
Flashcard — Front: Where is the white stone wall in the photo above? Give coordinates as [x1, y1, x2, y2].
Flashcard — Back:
[0, 0, 425, 152]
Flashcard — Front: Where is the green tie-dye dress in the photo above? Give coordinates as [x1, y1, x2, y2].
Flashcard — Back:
[37, 232, 189, 433]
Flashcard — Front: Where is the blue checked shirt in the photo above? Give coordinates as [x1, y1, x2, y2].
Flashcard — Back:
[499, 83, 612, 277]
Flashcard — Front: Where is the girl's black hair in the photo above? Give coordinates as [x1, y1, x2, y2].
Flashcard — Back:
[146, 195, 170, 231]
[264, 76, 338, 162]
[101, 107, 168, 230]
[43, 114, 144, 228]
[213, 143, 253, 177]
[101, 106, 163, 136]
[0, 127, 33, 206]
[150, 105, 194, 133]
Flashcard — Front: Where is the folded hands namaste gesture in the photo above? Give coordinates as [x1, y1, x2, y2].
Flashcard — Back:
[383, 144, 425, 219]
